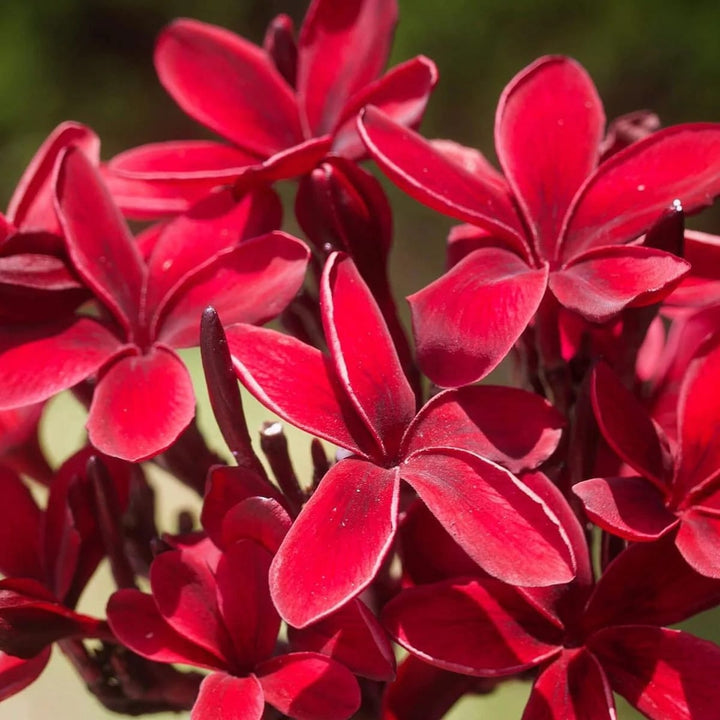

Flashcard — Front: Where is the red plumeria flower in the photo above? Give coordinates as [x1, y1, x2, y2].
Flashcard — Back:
[358, 55, 720, 386]
[0, 147, 309, 461]
[106, 0, 437, 216]
[383, 472, 720, 720]
[574, 355, 720, 577]
[227, 251, 575, 628]
[107, 533, 362, 720]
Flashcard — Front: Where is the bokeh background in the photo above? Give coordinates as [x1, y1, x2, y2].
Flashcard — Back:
[2, 0, 720, 717]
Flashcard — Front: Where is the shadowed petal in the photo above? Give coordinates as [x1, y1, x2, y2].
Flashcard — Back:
[297, 0, 397, 135]
[402, 449, 575, 586]
[495, 56, 604, 262]
[156, 19, 302, 156]
[221, 498, 291, 554]
[87, 346, 194, 462]
[408, 247, 547, 387]
[270, 460, 399, 627]
[256, 652, 360, 720]
[0, 467, 42, 580]
[191, 672, 264, 720]
[0, 648, 51, 701]
[0, 318, 123, 409]
[676, 510, 720, 578]
[550, 245, 689, 322]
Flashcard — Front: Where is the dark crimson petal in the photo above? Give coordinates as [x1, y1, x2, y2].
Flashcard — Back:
[155, 232, 310, 348]
[382, 655, 478, 720]
[383, 578, 561, 676]
[270, 460, 399, 628]
[0, 467, 42, 580]
[523, 649, 615, 720]
[87, 346, 194, 462]
[220, 498, 291, 554]
[495, 56, 604, 262]
[55, 147, 146, 334]
[561, 123, 720, 259]
[675, 510, 720, 578]
[107, 589, 223, 669]
[678, 341, 720, 492]
[322, 253, 414, 456]
[583, 533, 720, 630]
[150, 547, 235, 665]
[108, 140, 258, 180]
[289, 598, 395, 681]
[256, 652, 361, 720]
[573, 477, 676, 540]
[190, 672, 264, 720]
[0, 648, 51, 701]
[201, 466, 286, 548]
[590, 361, 674, 487]
[402, 449, 576, 586]
[0, 403, 50, 485]
[403, 385, 564, 473]
[332, 56, 438, 158]
[588, 626, 720, 720]
[226, 324, 371, 455]
[8, 122, 100, 234]
[0, 253, 81, 290]
[550, 245, 689, 322]
[216, 540, 279, 670]
[358, 106, 527, 247]
[263, 14, 297, 87]
[408, 247, 548, 387]
[297, 0, 397, 135]
[156, 19, 302, 157]
[0, 318, 123, 410]
[145, 186, 282, 317]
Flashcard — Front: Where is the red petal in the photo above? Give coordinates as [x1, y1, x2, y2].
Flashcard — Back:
[676, 510, 720, 578]
[402, 449, 576, 586]
[430, 139, 508, 192]
[495, 56, 604, 262]
[588, 626, 720, 720]
[562, 123, 720, 259]
[523, 649, 615, 720]
[590, 361, 674, 487]
[358, 106, 526, 245]
[55, 147, 145, 334]
[107, 589, 222, 669]
[87, 346, 194, 462]
[408, 248, 547, 386]
[550, 245, 689, 322]
[0, 648, 51, 701]
[256, 652, 360, 720]
[216, 541, 279, 670]
[270, 460, 399, 627]
[0, 467, 42, 580]
[573, 476, 676, 540]
[145, 186, 282, 317]
[670, 229, 720, 307]
[322, 253, 414, 456]
[0, 318, 123, 409]
[156, 19, 302, 156]
[403, 385, 564, 473]
[383, 578, 561, 676]
[226, 324, 371, 454]
[8, 122, 100, 234]
[220, 498, 291, 554]
[332, 56, 438, 158]
[289, 599, 395, 681]
[155, 232, 309, 348]
[297, 0, 397, 135]
[150, 547, 235, 665]
[191, 672, 264, 720]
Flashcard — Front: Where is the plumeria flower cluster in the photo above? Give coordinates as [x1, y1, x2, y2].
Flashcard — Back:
[2, 1, 720, 718]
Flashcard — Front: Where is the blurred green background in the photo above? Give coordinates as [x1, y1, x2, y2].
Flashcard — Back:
[2, 0, 720, 717]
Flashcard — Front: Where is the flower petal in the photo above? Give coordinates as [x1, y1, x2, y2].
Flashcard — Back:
[0, 648, 51, 701]
[402, 449, 576, 586]
[191, 672, 264, 720]
[408, 247, 547, 387]
[676, 510, 720, 578]
[550, 245, 689, 322]
[0, 467, 42, 580]
[270, 460, 399, 627]
[495, 56, 604, 262]
[297, 0, 397, 135]
[87, 345, 194, 462]
[562, 123, 720, 259]
[220, 498, 291, 555]
[256, 652, 360, 720]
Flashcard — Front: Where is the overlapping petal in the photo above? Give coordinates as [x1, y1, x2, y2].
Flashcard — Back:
[0, 467, 42, 579]
[191, 672, 264, 720]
